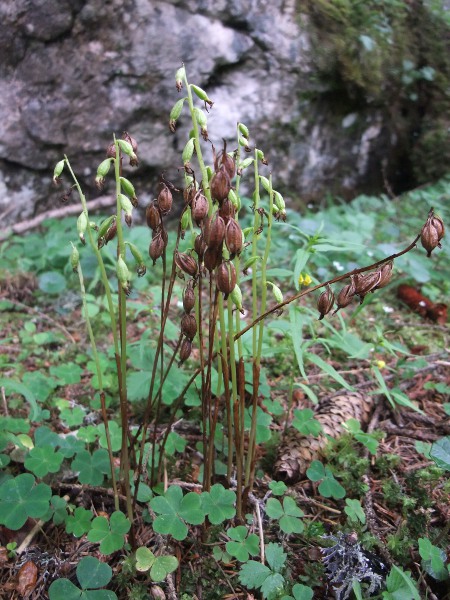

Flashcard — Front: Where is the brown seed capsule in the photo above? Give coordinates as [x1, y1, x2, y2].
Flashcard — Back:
[225, 219, 243, 257]
[181, 313, 197, 340]
[106, 142, 116, 159]
[219, 197, 235, 221]
[203, 246, 222, 272]
[175, 252, 198, 277]
[352, 271, 382, 302]
[430, 214, 445, 243]
[317, 285, 335, 320]
[149, 232, 165, 264]
[157, 185, 173, 215]
[421, 220, 439, 258]
[125, 213, 132, 227]
[146, 202, 161, 230]
[122, 131, 138, 153]
[103, 220, 117, 246]
[210, 169, 231, 202]
[214, 140, 236, 180]
[183, 284, 196, 313]
[179, 338, 192, 363]
[374, 261, 393, 290]
[216, 261, 237, 296]
[183, 184, 197, 206]
[333, 282, 356, 314]
[206, 213, 226, 249]
[192, 192, 208, 225]
[194, 233, 207, 260]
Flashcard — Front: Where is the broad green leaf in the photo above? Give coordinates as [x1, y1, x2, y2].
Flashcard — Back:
[291, 584, 314, 600]
[306, 460, 326, 482]
[0, 379, 40, 421]
[49, 578, 84, 600]
[65, 507, 94, 537]
[201, 484, 236, 524]
[87, 511, 130, 554]
[239, 561, 272, 588]
[50, 364, 83, 384]
[265, 543, 287, 572]
[150, 556, 179, 582]
[383, 565, 420, 599]
[418, 538, 448, 581]
[226, 526, 260, 562]
[292, 409, 322, 437]
[136, 547, 156, 572]
[261, 573, 285, 600]
[0, 473, 51, 530]
[268, 481, 288, 496]
[25, 446, 64, 477]
[38, 271, 67, 294]
[344, 499, 366, 524]
[77, 556, 112, 589]
[318, 474, 346, 500]
[266, 498, 284, 520]
[71, 449, 111, 486]
[430, 436, 450, 470]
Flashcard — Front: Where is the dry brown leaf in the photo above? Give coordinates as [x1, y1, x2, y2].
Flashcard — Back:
[0, 546, 8, 563]
[17, 560, 38, 597]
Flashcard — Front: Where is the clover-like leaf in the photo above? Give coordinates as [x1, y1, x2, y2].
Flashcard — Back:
[77, 556, 113, 589]
[244, 407, 272, 443]
[49, 556, 117, 600]
[97, 422, 122, 452]
[292, 409, 322, 437]
[201, 484, 236, 524]
[430, 436, 450, 470]
[150, 485, 205, 541]
[25, 446, 64, 477]
[0, 473, 52, 530]
[135, 547, 178, 582]
[418, 538, 448, 581]
[344, 499, 366, 524]
[226, 526, 260, 562]
[87, 511, 131, 554]
[268, 481, 288, 496]
[71, 449, 111, 486]
[58, 435, 85, 459]
[65, 507, 94, 537]
[49, 495, 69, 525]
[306, 460, 346, 500]
[266, 497, 304, 534]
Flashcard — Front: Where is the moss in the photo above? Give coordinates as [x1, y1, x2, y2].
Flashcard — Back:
[300, 0, 450, 188]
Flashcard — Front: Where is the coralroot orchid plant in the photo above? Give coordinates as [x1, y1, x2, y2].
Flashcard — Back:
[54, 65, 444, 542]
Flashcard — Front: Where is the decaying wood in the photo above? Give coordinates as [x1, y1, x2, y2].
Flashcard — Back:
[274, 391, 374, 483]
[0, 196, 113, 241]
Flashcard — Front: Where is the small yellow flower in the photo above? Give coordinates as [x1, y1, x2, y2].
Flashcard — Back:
[298, 272, 312, 286]
[376, 360, 386, 369]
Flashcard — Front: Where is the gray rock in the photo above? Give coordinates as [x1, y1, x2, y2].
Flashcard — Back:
[0, 0, 448, 225]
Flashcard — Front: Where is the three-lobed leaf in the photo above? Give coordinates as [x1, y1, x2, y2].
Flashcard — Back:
[201, 484, 236, 524]
[49, 556, 117, 600]
[0, 473, 52, 530]
[87, 511, 131, 554]
[150, 485, 206, 541]
[266, 497, 304, 534]
[24, 446, 64, 478]
[71, 449, 111, 486]
[135, 547, 179, 582]
[226, 526, 260, 562]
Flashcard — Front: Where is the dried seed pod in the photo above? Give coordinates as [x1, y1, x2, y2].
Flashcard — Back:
[183, 284, 196, 313]
[421, 218, 440, 257]
[99, 219, 117, 248]
[353, 271, 382, 302]
[374, 261, 393, 290]
[194, 233, 207, 260]
[122, 131, 138, 153]
[149, 232, 165, 264]
[183, 184, 197, 206]
[317, 285, 335, 320]
[333, 282, 356, 314]
[181, 313, 197, 340]
[214, 140, 236, 179]
[430, 214, 445, 244]
[210, 169, 231, 203]
[179, 338, 192, 363]
[216, 261, 237, 296]
[157, 185, 173, 215]
[146, 202, 161, 230]
[219, 197, 235, 221]
[206, 213, 226, 249]
[175, 252, 198, 277]
[192, 192, 208, 225]
[225, 219, 243, 257]
[106, 142, 116, 159]
[204, 246, 222, 272]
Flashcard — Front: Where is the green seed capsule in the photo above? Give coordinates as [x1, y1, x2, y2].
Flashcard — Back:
[118, 139, 133, 157]
[170, 98, 185, 121]
[70, 242, 79, 273]
[53, 159, 65, 183]
[77, 212, 87, 244]
[274, 191, 285, 211]
[191, 84, 212, 104]
[269, 282, 283, 304]
[238, 123, 249, 138]
[182, 138, 195, 164]
[230, 284, 244, 313]
[193, 107, 207, 129]
[97, 215, 117, 239]
[119, 193, 133, 214]
[117, 255, 130, 285]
